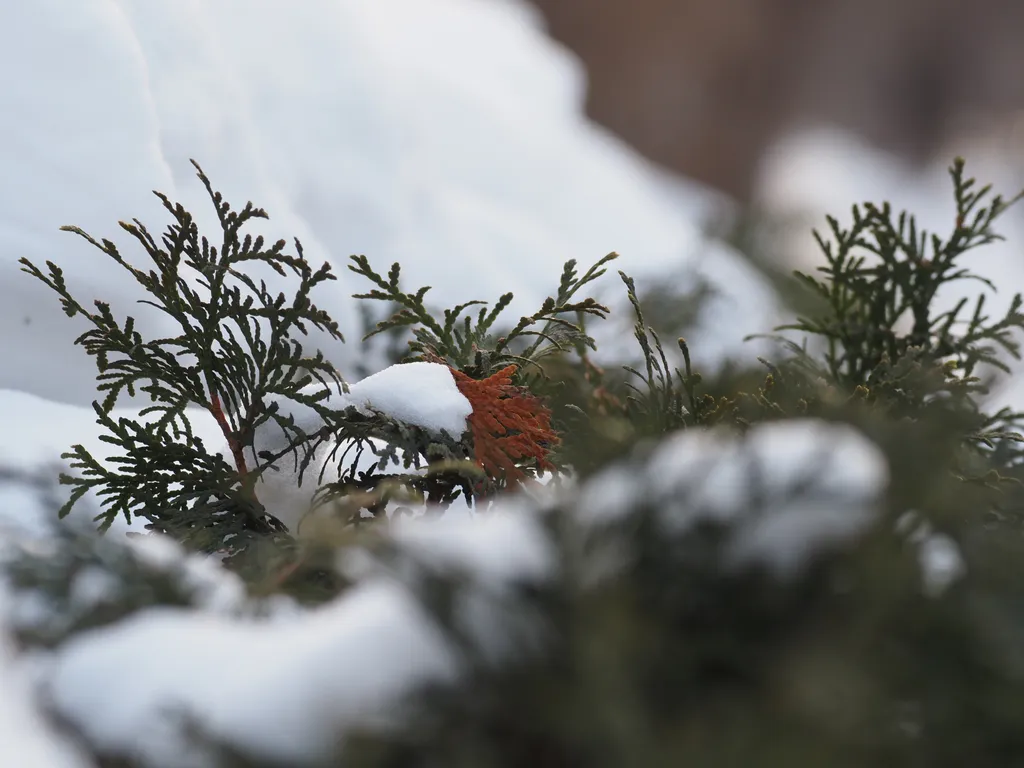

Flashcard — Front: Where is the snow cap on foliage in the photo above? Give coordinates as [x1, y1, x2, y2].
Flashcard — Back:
[251, 362, 471, 461]
[252, 362, 560, 531]
[336, 361, 472, 438]
[578, 418, 889, 576]
[44, 509, 555, 767]
[249, 362, 473, 532]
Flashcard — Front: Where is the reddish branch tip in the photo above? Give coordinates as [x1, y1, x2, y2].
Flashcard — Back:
[449, 364, 559, 484]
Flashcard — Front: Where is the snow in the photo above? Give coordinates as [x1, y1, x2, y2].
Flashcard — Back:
[388, 504, 553, 586]
[0, 0, 764, 409]
[41, 507, 556, 767]
[248, 364, 470, 465]
[895, 510, 967, 597]
[384, 507, 555, 661]
[330, 362, 472, 439]
[247, 362, 473, 532]
[915, 533, 965, 598]
[123, 534, 247, 614]
[579, 419, 889, 576]
[46, 582, 458, 767]
[1, 526, 250, 654]
[0, 616, 88, 768]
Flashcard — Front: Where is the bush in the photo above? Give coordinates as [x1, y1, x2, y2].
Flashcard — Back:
[8, 158, 1024, 766]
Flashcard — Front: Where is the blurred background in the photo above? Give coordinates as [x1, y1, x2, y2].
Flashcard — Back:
[531, 0, 1024, 406]
[531, 0, 1024, 204]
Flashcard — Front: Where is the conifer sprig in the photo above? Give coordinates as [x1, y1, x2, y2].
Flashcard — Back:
[349, 252, 616, 377]
[741, 159, 1024, 481]
[771, 158, 1024, 387]
[20, 161, 346, 541]
[619, 271, 696, 433]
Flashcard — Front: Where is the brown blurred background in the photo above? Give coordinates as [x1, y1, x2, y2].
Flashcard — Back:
[528, 0, 1024, 202]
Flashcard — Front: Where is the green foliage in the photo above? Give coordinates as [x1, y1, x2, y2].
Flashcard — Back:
[618, 270, 724, 434]
[20, 161, 349, 553]
[753, 158, 1024, 413]
[781, 158, 1024, 386]
[340, 438, 1024, 768]
[742, 159, 1024, 486]
[16, 165, 623, 565]
[13, 156, 1024, 766]
[349, 252, 614, 378]
[3, 525, 239, 649]
[332, 159, 1024, 768]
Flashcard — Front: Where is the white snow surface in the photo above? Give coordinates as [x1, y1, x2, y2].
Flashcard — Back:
[43, 509, 554, 767]
[0, 607, 88, 768]
[47, 584, 458, 767]
[332, 362, 472, 439]
[0, 0, 767, 408]
[895, 510, 967, 598]
[578, 419, 889, 576]
[246, 362, 473, 532]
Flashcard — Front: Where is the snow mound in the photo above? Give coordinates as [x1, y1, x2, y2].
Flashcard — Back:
[1, 0, 764, 407]
[578, 419, 889, 576]
[44, 510, 553, 767]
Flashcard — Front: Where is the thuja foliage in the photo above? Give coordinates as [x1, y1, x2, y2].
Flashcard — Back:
[785, 158, 1024, 386]
[24, 158, 1024, 551]
[19, 161, 353, 555]
[349, 252, 614, 379]
[745, 159, 1024, 487]
[335, 159, 1024, 768]
[11, 158, 1024, 766]
[19, 163, 613, 564]
[552, 159, 1024, 483]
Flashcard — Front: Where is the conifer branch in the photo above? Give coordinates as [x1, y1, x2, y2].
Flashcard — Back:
[20, 161, 349, 549]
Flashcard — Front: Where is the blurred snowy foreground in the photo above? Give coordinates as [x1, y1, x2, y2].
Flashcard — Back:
[0, 360, 888, 765]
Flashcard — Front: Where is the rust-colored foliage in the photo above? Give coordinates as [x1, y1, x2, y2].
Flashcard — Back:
[450, 365, 559, 484]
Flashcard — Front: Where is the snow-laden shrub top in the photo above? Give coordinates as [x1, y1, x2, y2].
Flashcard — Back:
[1, 158, 1023, 766]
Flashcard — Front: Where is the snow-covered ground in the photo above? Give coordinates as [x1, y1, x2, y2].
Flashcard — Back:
[1, 0, 773, 408]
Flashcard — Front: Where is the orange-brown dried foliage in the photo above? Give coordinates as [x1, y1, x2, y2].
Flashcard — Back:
[450, 365, 559, 484]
